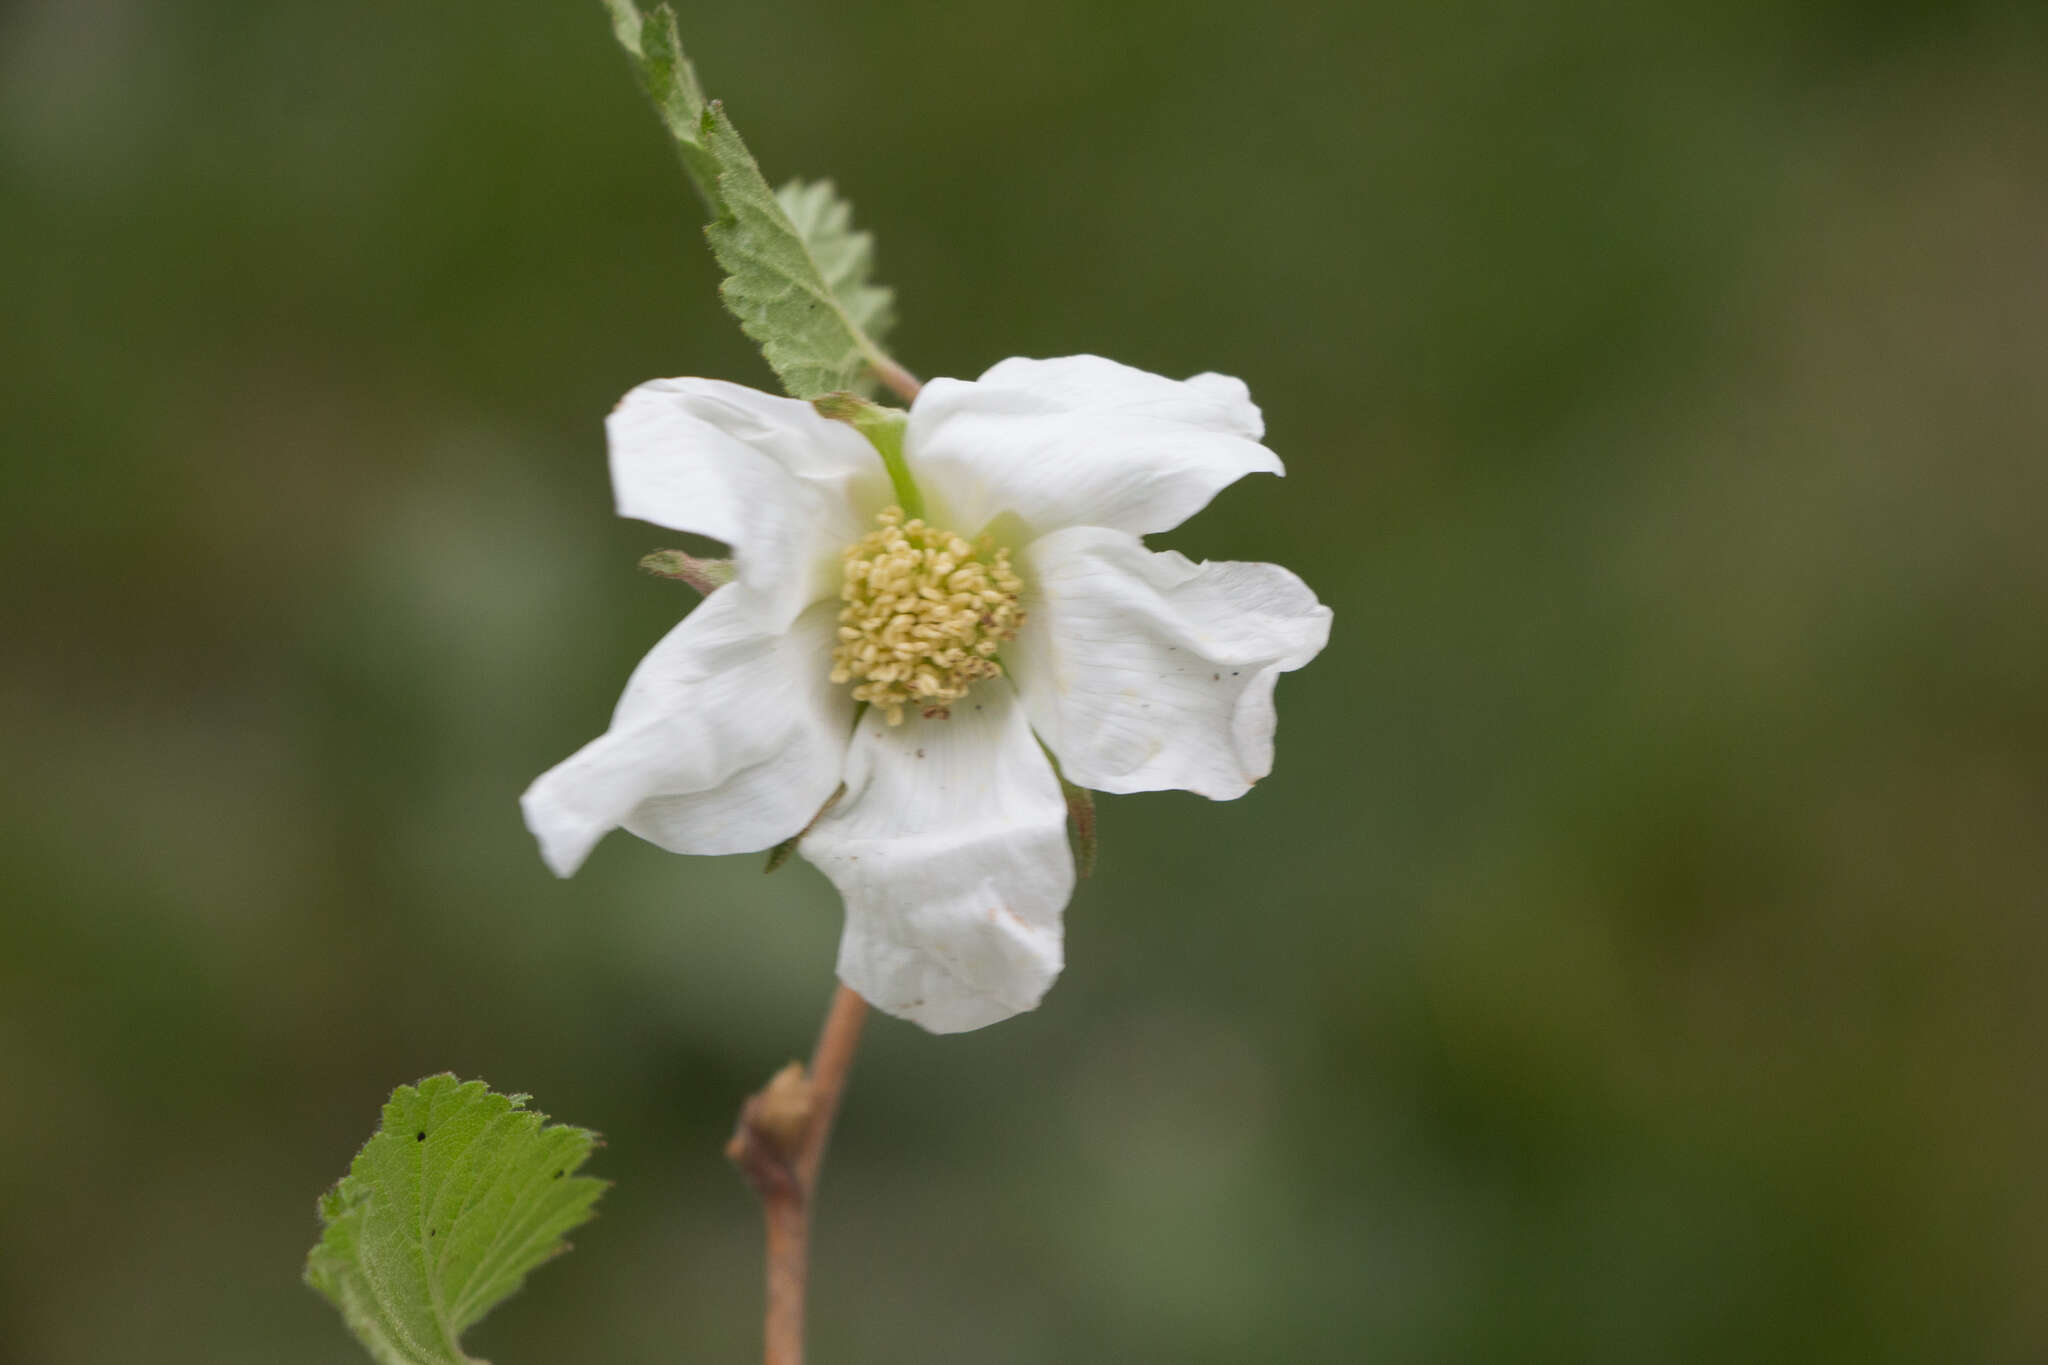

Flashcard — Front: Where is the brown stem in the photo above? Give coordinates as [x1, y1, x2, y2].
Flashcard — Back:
[726, 984, 871, 1365]
[795, 985, 868, 1186]
[868, 353, 923, 405]
[760, 1191, 808, 1365]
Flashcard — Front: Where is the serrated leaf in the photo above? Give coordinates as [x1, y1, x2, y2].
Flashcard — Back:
[603, 0, 720, 211]
[775, 178, 896, 354]
[603, 3, 901, 399]
[703, 104, 899, 398]
[305, 1075, 607, 1365]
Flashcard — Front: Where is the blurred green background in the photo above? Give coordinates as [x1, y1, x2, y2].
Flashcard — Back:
[5, 0, 2046, 1360]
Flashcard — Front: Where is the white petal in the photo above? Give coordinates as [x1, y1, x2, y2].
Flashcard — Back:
[1008, 525, 1331, 800]
[608, 378, 891, 631]
[904, 355, 1283, 539]
[522, 590, 851, 875]
[801, 684, 1074, 1033]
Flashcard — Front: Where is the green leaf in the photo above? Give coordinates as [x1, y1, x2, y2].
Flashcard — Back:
[601, 0, 719, 209]
[305, 1075, 608, 1365]
[703, 104, 900, 398]
[775, 178, 897, 358]
[603, 3, 902, 399]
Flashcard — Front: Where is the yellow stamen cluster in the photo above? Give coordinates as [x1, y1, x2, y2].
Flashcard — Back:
[829, 507, 1025, 725]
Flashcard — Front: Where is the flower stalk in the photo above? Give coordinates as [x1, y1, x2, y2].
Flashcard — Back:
[868, 353, 922, 406]
[812, 391, 924, 518]
[725, 983, 871, 1365]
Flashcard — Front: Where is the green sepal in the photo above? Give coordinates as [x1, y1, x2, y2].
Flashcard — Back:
[813, 393, 921, 518]
[765, 782, 846, 874]
[1059, 775, 1098, 879]
[639, 549, 734, 594]
[1032, 737, 1100, 879]
[304, 1075, 608, 1365]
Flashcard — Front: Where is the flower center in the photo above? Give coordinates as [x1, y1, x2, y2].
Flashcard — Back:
[829, 507, 1024, 725]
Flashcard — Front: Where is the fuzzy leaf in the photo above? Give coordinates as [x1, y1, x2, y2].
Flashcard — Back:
[603, 3, 900, 398]
[702, 106, 896, 397]
[602, 0, 719, 208]
[305, 1075, 607, 1365]
[775, 178, 896, 355]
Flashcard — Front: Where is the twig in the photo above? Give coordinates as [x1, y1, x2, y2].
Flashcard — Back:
[726, 984, 871, 1365]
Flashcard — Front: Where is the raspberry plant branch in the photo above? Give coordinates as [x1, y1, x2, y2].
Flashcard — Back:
[725, 984, 871, 1365]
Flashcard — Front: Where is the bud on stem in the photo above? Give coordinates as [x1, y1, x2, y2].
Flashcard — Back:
[639, 549, 735, 594]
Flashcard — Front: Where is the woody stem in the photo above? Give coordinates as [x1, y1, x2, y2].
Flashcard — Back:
[726, 984, 871, 1365]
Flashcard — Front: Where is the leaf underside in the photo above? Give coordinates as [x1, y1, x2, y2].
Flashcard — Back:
[604, 0, 897, 398]
[305, 1075, 607, 1365]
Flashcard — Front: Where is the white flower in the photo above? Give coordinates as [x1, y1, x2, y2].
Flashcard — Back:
[523, 355, 1332, 1033]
